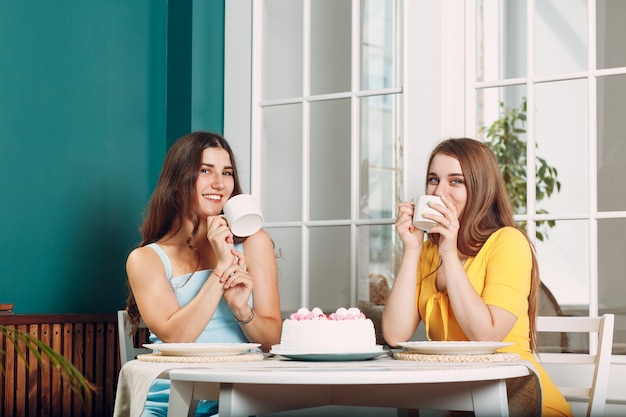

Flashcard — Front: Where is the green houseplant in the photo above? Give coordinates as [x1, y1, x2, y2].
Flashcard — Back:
[480, 98, 561, 241]
[0, 325, 95, 398]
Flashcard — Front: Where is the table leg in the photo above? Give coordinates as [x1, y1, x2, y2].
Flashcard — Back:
[471, 379, 509, 417]
[168, 380, 194, 417]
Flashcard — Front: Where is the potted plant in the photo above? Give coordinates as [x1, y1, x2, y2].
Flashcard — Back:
[0, 324, 95, 398]
[479, 98, 561, 241]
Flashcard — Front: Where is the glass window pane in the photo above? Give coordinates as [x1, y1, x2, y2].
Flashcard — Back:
[535, 80, 588, 215]
[597, 74, 626, 212]
[534, 0, 587, 76]
[476, 0, 527, 82]
[309, 226, 350, 310]
[360, 0, 397, 90]
[536, 220, 589, 312]
[310, 99, 351, 220]
[262, 0, 303, 100]
[262, 104, 302, 222]
[476, 85, 527, 215]
[359, 95, 399, 220]
[597, 0, 626, 69]
[598, 218, 626, 353]
[310, 0, 351, 95]
[356, 224, 399, 305]
[272, 227, 302, 315]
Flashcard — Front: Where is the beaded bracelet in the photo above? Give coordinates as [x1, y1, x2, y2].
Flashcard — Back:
[234, 307, 255, 325]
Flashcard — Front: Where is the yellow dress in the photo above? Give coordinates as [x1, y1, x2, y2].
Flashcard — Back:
[417, 227, 572, 417]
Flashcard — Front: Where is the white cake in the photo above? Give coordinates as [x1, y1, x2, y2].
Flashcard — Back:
[276, 307, 381, 353]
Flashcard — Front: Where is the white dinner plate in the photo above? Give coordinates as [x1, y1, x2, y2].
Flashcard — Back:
[143, 342, 261, 357]
[397, 341, 513, 355]
[270, 345, 385, 361]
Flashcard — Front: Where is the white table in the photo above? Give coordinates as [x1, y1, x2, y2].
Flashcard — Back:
[166, 356, 533, 417]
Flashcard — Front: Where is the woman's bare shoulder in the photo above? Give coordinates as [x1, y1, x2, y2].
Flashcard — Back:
[126, 245, 159, 268]
[243, 229, 274, 250]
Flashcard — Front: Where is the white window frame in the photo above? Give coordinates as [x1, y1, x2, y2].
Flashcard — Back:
[225, 1, 462, 310]
[223, 0, 608, 313]
[223, 1, 626, 405]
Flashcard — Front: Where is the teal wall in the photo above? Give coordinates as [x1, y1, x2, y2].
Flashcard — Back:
[0, 1, 225, 313]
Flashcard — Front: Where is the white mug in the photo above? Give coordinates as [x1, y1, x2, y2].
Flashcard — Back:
[412, 195, 443, 231]
[222, 194, 264, 237]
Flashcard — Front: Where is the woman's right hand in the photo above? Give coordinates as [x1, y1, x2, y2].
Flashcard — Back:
[395, 200, 425, 250]
[383, 201, 425, 345]
[206, 215, 236, 270]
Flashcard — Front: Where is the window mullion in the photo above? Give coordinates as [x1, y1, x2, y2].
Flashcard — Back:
[250, 0, 262, 198]
[526, 0, 537, 241]
[465, 0, 477, 135]
[440, 0, 466, 137]
[588, 0, 599, 319]
[349, 0, 360, 305]
[302, 0, 312, 307]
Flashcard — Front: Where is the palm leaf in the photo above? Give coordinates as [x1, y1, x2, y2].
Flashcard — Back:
[0, 324, 96, 399]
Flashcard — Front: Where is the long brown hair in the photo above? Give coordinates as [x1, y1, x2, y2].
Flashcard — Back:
[125, 132, 244, 327]
[139, 131, 243, 245]
[426, 138, 540, 351]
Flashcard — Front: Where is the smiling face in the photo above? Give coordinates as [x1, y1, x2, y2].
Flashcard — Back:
[426, 153, 468, 219]
[195, 147, 235, 217]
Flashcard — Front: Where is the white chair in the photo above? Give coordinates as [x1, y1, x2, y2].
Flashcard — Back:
[117, 310, 151, 365]
[537, 282, 568, 351]
[535, 314, 614, 417]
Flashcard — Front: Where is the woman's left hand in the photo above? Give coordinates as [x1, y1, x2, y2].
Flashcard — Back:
[428, 194, 460, 257]
[219, 248, 254, 310]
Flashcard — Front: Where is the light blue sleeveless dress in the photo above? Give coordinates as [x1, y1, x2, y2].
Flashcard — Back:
[141, 243, 251, 417]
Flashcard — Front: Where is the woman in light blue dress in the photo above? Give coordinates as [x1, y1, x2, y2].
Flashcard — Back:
[124, 132, 282, 417]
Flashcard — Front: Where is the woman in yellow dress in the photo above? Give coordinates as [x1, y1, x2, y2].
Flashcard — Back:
[382, 138, 572, 416]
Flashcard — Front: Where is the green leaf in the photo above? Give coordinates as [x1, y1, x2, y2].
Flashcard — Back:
[481, 98, 561, 241]
[0, 325, 95, 399]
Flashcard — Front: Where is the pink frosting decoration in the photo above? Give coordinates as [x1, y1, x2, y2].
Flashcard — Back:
[289, 307, 366, 321]
[289, 307, 327, 320]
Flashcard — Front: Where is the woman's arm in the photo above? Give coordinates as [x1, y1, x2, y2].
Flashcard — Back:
[126, 246, 226, 343]
[438, 226, 527, 341]
[440, 254, 517, 341]
[382, 201, 424, 346]
[382, 247, 422, 346]
[232, 229, 282, 351]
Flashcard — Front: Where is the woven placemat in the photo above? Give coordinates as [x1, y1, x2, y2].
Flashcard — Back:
[137, 352, 265, 363]
[394, 351, 520, 363]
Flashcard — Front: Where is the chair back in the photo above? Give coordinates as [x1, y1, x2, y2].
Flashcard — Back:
[535, 314, 614, 417]
[537, 282, 568, 351]
[117, 310, 151, 365]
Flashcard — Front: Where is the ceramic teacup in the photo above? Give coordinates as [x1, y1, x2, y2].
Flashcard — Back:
[412, 195, 443, 231]
[222, 194, 264, 237]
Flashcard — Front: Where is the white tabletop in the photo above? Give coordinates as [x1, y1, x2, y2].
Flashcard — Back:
[162, 356, 535, 417]
[167, 356, 530, 384]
